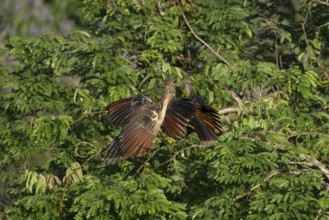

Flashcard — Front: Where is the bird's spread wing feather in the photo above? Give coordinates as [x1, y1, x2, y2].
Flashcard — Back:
[162, 99, 197, 138]
[198, 105, 222, 133]
[163, 97, 222, 146]
[104, 107, 159, 164]
[105, 96, 152, 126]
[191, 102, 222, 144]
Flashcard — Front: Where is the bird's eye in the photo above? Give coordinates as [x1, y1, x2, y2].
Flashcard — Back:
[166, 89, 175, 94]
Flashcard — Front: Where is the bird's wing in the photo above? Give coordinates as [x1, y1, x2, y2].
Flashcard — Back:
[163, 97, 222, 146]
[104, 107, 159, 164]
[162, 99, 197, 139]
[197, 104, 222, 134]
[190, 103, 222, 146]
[105, 96, 152, 126]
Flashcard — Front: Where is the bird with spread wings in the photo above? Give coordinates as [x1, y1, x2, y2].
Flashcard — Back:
[103, 79, 222, 164]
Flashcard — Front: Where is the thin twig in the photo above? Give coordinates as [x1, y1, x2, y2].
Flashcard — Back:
[58, 153, 99, 211]
[136, 148, 160, 174]
[316, 21, 329, 30]
[276, 131, 329, 181]
[243, 0, 248, 7]
[269, 131, 329, 182]
[298, 153, 329, 181]
[274, 32, 279, 68]
[218, 107, 239, 115]
[316, 0, 329, 6]
[287, 132, 329, 139]
[72, 110, 106, 125]
[180, 9, 234, 69]
[233, 169, 308, 202]
[154, 144, 202, 170]
[233, 169, 281, 202]
[300, 12, 329, 80]
[173, 156, 189, 188]
[220, 84, 244, 108]
[268, 131, 329, 139]
[75, 141, 98, 158]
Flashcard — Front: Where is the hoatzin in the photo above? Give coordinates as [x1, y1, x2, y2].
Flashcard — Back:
[162, 77, 222, 147]
[104, 81, 196, 164]
[184, 77, 222, 146]
[104, 79, 222, 163]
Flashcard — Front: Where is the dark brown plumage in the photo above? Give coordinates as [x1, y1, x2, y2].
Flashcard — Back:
[104, 78, 222, 163]
[162, 98, 197, 139]
[182, 77, 222, 147]
[104, 81, 190, 164]
[105, 96, 152, 126]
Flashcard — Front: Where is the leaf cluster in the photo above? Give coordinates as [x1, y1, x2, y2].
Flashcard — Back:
[1, 0, 329, 219]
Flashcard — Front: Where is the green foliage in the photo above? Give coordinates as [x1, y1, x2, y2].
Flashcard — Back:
[1, 0, 329, 219]
[33, 116, 73, 146]
[0, 0, 83, 40]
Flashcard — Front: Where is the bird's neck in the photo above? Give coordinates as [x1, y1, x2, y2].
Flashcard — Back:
[158, 94, 172, 122]
[186, 87, 195, 98]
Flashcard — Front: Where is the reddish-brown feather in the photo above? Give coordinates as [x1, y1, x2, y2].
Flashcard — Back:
[121, 131, 141, 155]
[105, 98, 132, 112]
[181, 77, 222, 146]
[195, 111, 217, 131]
[120, 127, 156, 157]
[163, 115, 180, 138]
[135, 133, 154, 156]
[131, 128, 151, 156]
[104, 81, 179, 163]
[162, 100, 197, 139]
[162, 114, 186, 138]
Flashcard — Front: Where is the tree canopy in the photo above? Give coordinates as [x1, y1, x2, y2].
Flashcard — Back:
[1, 0, 329, 219]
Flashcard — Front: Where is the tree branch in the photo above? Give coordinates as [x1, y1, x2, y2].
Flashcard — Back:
[75, 141, 98, 158]
[233, 169, 308, 202]
[273, 131, 329, 182]
[233, 169, 282, 202]
[218, 107, 239, 115]
[287, 132, 329, 139]
[298, 153, 329, 181]
[136, 148, 160, 174]
[220, 84, 244, 108]
[154, 144, 202, 170]
[58, 153, 99, 211]
[316, 0, 329, 6]
[72, 110, 106, 125]
[180, 9, 234, 70]
[271, 132, 329, 182]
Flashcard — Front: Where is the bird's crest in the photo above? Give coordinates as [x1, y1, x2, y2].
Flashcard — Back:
[183, 75, 192, 85]
[164, 80, 176, 96]
[164, 80, 175, 90]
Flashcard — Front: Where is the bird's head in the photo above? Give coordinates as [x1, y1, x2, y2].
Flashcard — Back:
[164, 80, 176, 99]
[183, 77, 192, 89]
[183, 76, 194, 97]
